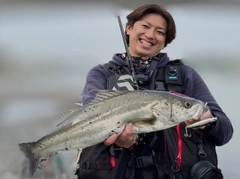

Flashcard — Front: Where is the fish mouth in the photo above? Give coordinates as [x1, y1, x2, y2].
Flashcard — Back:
[191, 102, 209, 119]
[201, 102, 210, 115]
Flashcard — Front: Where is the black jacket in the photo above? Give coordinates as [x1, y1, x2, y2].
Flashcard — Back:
[77, 53, 233, 179]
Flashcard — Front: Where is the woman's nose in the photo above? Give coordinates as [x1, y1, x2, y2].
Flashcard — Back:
[145, 29, 155, 39]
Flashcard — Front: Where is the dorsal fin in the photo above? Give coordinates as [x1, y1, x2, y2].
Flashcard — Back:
[57, 108, 81, 127]
[56, 90, 127, 128]
[86, 90, 127, 106]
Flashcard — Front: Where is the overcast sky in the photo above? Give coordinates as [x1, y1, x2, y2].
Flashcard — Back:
[0, 2, 240, 68]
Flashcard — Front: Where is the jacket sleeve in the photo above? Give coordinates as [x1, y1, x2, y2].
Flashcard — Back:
[81, 65, 109, 105]
[182, 65, 233, 146]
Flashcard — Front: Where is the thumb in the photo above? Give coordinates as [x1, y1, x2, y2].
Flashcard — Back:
[104, 134, 118, 146]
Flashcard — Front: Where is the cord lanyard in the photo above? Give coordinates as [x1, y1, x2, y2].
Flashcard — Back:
[176, 124, 183, 168]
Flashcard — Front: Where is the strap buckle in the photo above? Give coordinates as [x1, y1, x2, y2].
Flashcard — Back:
[135, 155, 156, 168]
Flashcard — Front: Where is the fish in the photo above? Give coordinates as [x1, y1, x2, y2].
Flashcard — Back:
[19, 90, 209, 177]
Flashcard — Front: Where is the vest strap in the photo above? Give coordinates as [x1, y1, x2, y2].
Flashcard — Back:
[80, 162, 112, 170]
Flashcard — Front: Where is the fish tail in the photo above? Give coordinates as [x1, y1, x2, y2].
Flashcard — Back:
[19, 142, 39, 178]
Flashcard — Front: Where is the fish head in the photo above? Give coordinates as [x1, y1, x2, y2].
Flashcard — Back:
[152, 92, 209, 127]
[170, 95, 209, 122]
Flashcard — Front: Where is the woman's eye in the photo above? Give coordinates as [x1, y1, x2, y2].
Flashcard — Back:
[157, 31, 164, 35]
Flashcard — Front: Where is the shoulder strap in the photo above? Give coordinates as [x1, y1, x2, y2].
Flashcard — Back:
[155, 59, 183, 93]
[104, 62, 125, 75]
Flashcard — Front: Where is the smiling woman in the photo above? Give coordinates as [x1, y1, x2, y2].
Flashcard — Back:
[126, 14, 167, 58]
[76, 4, 233, 179]
[125, 4, 176, 59]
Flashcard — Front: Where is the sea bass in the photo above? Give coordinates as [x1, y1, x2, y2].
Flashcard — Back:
[19, 90, 208, 177]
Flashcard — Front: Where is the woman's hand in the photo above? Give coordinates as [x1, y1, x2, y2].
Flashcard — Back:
[104, 123, 138, 148]
[185, 110, 213, 129]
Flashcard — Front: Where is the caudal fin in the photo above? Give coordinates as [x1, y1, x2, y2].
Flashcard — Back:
[19, 142, 40, 178]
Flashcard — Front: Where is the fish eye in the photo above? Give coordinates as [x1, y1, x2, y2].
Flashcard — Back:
[184, 101, 192, 108]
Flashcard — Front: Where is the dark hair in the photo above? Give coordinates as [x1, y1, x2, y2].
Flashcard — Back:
[125, 4, 176, 47]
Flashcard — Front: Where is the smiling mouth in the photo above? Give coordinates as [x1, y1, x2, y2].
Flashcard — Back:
[140, 39, 154, 46]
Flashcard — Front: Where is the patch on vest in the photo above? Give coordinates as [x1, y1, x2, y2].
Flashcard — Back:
[108, 74, 135, 91]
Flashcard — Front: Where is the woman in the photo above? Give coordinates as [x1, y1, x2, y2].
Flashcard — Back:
[76, 4, 233, 179]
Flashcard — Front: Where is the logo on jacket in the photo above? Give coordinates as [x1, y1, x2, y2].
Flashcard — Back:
[111, 75, 134, 91]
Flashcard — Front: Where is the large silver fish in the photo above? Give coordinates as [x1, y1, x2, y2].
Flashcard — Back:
[19, 90, 208, 177]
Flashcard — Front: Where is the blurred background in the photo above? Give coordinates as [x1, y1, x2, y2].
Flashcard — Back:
[0, 0, 239, 178]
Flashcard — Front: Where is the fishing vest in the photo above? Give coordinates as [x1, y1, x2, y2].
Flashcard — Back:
[105, 59, 183, 93]
[76, 59, 221, 179]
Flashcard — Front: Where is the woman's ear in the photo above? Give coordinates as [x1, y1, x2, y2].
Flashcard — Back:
[126, 25, 131, 35]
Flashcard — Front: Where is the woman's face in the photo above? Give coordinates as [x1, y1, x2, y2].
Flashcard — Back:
[126, 13, 167, 58]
